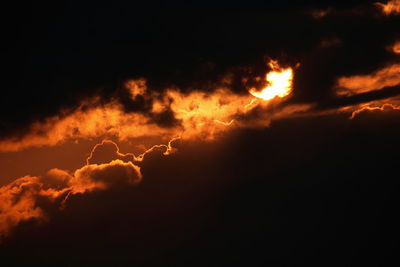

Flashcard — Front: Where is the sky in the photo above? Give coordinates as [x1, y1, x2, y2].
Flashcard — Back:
[1, 1, 400, 266]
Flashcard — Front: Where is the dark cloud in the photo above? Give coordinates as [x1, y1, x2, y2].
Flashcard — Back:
[1, 110, 400, 265]
[0, 159, 142, 239]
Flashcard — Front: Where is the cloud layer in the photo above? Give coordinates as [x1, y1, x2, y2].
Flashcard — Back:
[0, 158, 142, 238]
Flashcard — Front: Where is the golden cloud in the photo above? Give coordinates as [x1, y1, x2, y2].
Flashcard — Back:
[0, 61, 301, 152]
[0, 159, 142, 239]
[336, 64, 400, 96]
[376, 0, 400, 15]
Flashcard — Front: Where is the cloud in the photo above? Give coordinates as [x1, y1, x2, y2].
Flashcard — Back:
[392, 41, 400, 53]
[70, 160, 142, 194]
[349, 102, 400, 119]
[336, 64, 400, 96]
[2, 59, 400, 154]
[0, 175, 66, 239]
[1, 2, 399, 147]
[0, 101, 172, 152]
[1, 0, 400, 240]
[0, 69, 306, 152]
[2, 107, 400, 265]
[86, 140, 135, 165]
[2, 3, 400, 265]
[0, 159, 142, 239]
[376, 0, 400, 15]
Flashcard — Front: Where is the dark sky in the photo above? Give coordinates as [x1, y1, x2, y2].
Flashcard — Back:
[1, 1, 400, 266]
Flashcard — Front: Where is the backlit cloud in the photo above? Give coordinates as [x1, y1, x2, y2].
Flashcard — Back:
[336, 64, 400, 96]
[0, 62, 301, 153]
[0, 159, 142, 239]
[376, 0, 400, 15]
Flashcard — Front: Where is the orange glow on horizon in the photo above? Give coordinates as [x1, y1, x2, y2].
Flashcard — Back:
[249, 60, 294, 101]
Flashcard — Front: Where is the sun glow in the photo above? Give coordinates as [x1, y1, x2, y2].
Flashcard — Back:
[249, 60, 294, 101]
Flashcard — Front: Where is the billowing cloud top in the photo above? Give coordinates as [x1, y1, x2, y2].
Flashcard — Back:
[0, 158, 142, 238]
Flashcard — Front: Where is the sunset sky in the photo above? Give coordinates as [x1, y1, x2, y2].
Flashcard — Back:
[1, 1, 400, 266]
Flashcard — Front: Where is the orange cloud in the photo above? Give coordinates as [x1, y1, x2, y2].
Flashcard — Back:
[376, 0, 400, 15]
[336, 64, 400, 96]
[0, 61, 303, 152]
[0, 175, 67, 239]
[3, 55, 400, 241]
[349, 103, 400, 119]
[165, 89, 255, 140]
[347, 95, 400, 119]
[333, 94, 400, 119]
[0, 158, 142, 239]
[0, 132, 187, 239]
[0, 59, 304, 238]
[86, 140, 136, 165]
[0, 102, 172, 152]
[69, 160, 142, 194]
[393, 41, 400, 54]
[125, 78, 147, 98]
[86, 138, 179, 165]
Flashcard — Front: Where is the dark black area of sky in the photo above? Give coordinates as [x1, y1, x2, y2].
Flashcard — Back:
[1, 1, 400, 266]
